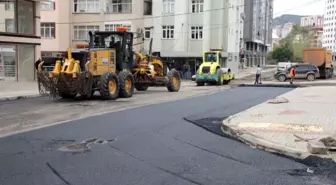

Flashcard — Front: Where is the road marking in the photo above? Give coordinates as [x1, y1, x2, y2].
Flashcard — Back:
[238, 122, 323, 132]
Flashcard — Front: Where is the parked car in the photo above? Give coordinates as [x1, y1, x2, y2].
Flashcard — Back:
[274, 63, 320, 82]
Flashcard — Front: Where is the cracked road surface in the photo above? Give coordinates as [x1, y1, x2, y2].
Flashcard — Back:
[0, 86, 334, 185]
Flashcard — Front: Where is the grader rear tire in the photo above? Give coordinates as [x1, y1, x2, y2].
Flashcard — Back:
[99, 72, 119, 100]
[167, 69, 181, 92]
[118, 71, 134, 98]
[135, 84, 148, 91]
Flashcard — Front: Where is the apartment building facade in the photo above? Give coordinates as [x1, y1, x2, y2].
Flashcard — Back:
[323, 0, 336, 51]
[0, 0, 50, 82]
[144, 0, 244, 76]
[301, 15, 323, 27]
[41, 0, 144, 58]
[243, 0, 273, 67]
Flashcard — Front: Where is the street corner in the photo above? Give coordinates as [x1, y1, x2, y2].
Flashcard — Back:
[307, 136, 336, 157]
[220, 117, 320, 160]
[219, 89, 336, 160]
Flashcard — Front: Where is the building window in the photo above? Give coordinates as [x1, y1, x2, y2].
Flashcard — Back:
[41, 23, 55, 38]
[0, 1, 15, 33]
[5, 19, 15, 33]
[5, 1, 14, 10]
[73, 0, 100, 13]
[191, 0, 204, 13]
[0, 45, 17, 81]
[162, 25, 174, 39]
[17, 0, 34, 35]
[73, 25, 99, 40]
[143, 0, 152, 15]
[163, 0, 174, 13]
[106, 0, 132, 13]
[191, 26, 203, 39]
[105, 24, 131, 31]
[41, 2, 55, 10]
[144, 27, 151, 39]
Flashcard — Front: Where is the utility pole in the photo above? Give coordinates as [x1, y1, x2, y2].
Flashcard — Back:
[263, 0, 268, 66]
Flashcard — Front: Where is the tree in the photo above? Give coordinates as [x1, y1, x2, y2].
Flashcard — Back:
[271, 46, 293, 62]
[279, 24, 315, 61]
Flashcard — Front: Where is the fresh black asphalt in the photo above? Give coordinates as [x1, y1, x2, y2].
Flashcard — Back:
[0, 87, 335, 185]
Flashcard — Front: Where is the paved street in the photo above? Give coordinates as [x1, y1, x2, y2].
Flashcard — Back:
[0, 82, 231, 137]
[0, 86, 334, 185]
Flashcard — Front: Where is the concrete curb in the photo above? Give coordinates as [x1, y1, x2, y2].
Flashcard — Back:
[238, 84, 300, 88]
[0, 94, 41, 102]
[221, 120, 311, 160]
[237, 83, 336, 88]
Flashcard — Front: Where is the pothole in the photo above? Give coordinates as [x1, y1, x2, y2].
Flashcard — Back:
[59, 138, 115, 152]
[267, 97, 289, 104]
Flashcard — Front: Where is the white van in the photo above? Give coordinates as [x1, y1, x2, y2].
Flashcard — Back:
[277, 62, 292, 71]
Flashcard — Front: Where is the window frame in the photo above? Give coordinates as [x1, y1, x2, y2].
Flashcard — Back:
[144, 27, 151, 39]
[5, 1, 14, 10]
[162, 25, 174, 39]
[191, 0, 204, 13]
[41, 22, 56, 39]
[5, 19, 15, 33]
[190, 26, 203, 40]
[105, 0, 132, 13]
[73, 25, 100, 40]
[73, 0, 100, 13]
[105, 24, 131, 31]
[162, 0, 174, 13]
[40, 2, 55, 11]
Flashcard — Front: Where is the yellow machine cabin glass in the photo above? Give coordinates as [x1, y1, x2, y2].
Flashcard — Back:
[204, 52, 218, 63]
[89, 49, 116, 75]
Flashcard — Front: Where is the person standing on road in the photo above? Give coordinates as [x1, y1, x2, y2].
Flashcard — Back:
[254, 65, 262, 84]
[289, 66, 296, 84]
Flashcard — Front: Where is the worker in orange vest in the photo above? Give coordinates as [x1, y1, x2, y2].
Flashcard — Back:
[289, 66, 296, 84]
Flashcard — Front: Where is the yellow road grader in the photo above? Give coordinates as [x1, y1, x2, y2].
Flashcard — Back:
[36, 27, 181, 100]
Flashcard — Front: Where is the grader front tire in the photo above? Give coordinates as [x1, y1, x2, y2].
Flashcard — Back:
[99, 72, 119, 100]
[118, 71, 134, 98]
[167, 69, 181, 92]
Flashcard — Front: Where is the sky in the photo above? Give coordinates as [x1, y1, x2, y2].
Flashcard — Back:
[273, 0, 325, 18]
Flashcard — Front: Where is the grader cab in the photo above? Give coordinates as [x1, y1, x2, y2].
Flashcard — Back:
[36, 27, 181, 100]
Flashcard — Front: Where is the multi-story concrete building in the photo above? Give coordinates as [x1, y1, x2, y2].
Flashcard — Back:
[301, 15, 323, 27]
[41, 0, 144, 58]
[41, 0, 244, 78]
[323, 0, 336, 51]
[145, 0, 244, 76]
[243, 0, 273, 67]
[0, 0, 51, 82]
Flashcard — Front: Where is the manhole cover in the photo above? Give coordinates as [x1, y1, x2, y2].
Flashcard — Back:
[279, 110, 306, 115]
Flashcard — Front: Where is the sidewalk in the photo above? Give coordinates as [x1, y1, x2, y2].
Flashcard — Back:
[234, 66, 276, 80]
[0, 81, 40, 101]
[221, 86, 336, 160]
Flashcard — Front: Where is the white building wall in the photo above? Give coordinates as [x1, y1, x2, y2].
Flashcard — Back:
[323, 0, 336, 51]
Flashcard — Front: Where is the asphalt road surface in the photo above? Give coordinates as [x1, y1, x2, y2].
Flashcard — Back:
[0, 87, 334, 185]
